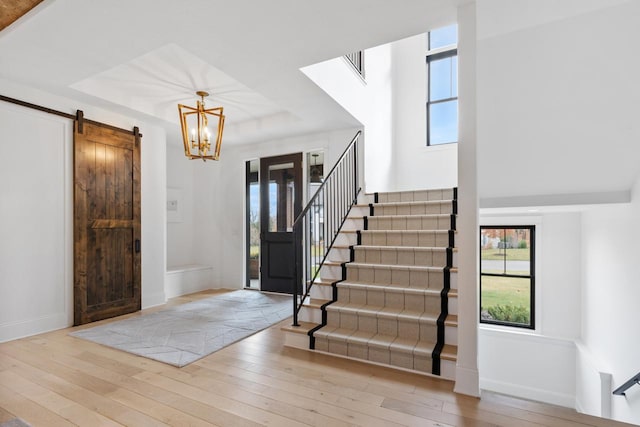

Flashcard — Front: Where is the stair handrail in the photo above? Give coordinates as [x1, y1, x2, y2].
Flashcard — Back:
[613, 371, 640, 396]
[292, 130, 361, 326]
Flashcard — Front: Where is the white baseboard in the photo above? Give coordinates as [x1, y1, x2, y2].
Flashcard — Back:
[165, 265, 213, 299]
[480, 377, 575, 408]
[455, 365, 480, 397]
[142, 290, 167, 309]
[0, 312, 70, 343]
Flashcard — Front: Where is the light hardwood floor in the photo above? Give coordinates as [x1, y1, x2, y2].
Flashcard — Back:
[0, 290, 631, 426]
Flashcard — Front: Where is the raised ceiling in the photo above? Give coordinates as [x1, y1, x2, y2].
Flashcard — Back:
[0, 0, 460, 145]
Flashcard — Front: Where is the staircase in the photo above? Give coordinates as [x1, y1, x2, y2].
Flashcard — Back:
[283, 188, 458, 380]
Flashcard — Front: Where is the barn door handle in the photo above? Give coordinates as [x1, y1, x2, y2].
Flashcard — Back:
[135, 239, 141, 253]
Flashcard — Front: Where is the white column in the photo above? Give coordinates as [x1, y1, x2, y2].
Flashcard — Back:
[454, 0, 480, 397]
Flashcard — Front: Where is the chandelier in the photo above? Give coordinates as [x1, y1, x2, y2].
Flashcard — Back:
[178, 91, 225, 161]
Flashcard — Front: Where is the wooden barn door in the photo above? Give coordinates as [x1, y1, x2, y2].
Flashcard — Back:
[73, 117, 141, 325]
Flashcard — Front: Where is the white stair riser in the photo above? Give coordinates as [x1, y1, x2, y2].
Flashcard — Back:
[298, 305, 322, 324]
[319, 264, 343, 280]
[358, 194, 375, 204]
[449, 295, 458, 313]
[284, 331, 310, 350]
[327, 247, 350, 263]
[342, 217, 364, 231]
[441, 359, 456, 380]
[334, 233, 357, 246]
[350, 206, 370, 216]
[446, 325, 457, 346]
[310, 284, 333, 300]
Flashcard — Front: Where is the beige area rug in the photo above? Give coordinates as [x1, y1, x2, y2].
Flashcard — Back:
[70, 290, 291, 367]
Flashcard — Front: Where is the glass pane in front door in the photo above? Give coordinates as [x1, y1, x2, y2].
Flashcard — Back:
[267, 162, 295, 232]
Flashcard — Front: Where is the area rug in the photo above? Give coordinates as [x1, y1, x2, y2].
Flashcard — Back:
[69, 290, 291, 367]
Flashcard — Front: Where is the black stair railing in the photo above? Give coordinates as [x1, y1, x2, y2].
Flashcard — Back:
[613, 371, 640, 396]
[292, 131, 361, 326]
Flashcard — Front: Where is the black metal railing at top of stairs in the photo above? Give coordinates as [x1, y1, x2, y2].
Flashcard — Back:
[292, 130, 361, 326]
[613, 371, 640, 396]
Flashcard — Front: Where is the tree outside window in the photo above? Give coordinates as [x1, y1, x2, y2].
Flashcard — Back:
[480, 226, 535, 329]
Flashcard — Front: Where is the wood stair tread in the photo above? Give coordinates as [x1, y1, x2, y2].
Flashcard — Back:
[322, 261, 343, 267]
[445, 314, 458, 326]
[303, 298, 331, 309]
[441, 344, 457, 361]
[331, 244, 351, 250]
[281, 321, 319, 335]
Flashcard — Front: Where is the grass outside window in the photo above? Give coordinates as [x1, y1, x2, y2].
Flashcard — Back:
[480, 226, 535, 329]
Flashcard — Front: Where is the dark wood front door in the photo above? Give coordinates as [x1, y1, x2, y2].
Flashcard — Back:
[73, 121, 141, 325]
[260, 153, 302, 294]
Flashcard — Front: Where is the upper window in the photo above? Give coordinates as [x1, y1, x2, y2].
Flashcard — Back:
[427, 25, 458, 146]
[480, 226, 536, 329]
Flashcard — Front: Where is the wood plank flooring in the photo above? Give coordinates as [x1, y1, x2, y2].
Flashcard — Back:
[0, 289, 631, 426]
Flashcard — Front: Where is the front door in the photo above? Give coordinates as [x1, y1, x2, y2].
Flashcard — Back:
[260, 153, 302, 294]
[73, 120, 141, 325]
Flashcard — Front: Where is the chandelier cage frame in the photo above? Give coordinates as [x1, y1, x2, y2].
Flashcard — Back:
[178, 91, 225, 161]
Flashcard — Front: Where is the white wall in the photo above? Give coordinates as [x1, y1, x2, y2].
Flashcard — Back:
[478, 212, 582, 407]
[0, 102, 73, 342]
[302, 37, 460, 194]
[0, 79, 167, 341]
[477, 0, 640, 205]
[140, 124, 167, 308]
[580, 175, 640, 424]
[392, 34, 458, 191]
[166, 142, 197, 268]
[301, 46, 395, 193]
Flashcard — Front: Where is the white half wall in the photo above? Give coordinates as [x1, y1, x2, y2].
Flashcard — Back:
[0, 79, 167, 340]
[580, 175, 640, 425]
[478, 212, 582, 406]
[480, 329, 576, 407]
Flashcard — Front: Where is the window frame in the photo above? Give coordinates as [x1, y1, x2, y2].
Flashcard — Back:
[426, 30, 458, 146]
[479, 225, 536, 330]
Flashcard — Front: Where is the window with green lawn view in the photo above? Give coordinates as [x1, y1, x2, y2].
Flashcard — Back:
[480, 226, 535, 329]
